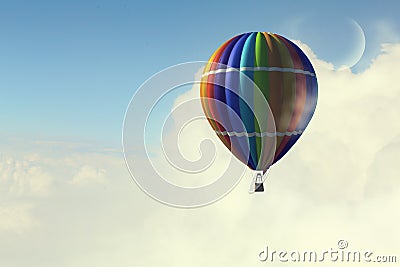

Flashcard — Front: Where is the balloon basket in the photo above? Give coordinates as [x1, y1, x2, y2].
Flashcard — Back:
[255, 182, 264, 192]
[253, 171, 265, 193]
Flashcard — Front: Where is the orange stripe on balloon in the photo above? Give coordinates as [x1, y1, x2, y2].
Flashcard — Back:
[205, 38, 236, 148]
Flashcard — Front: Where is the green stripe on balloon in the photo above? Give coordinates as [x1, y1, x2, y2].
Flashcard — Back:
[254, 32, 270, 166]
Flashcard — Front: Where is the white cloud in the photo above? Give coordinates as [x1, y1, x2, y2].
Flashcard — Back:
[0, 143, 123, 238]
[134, 41, 400, 266]
[69, 164, 106, 185]
[0, 154, 53, 197]
[290, 41, 400, 200]
[0, 203, 38, 234]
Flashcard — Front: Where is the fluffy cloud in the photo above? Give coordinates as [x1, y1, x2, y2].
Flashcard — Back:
[69, 165, 107, 185]
[0, 202, 38, 234]
[0, 142, 123, 238]
[137, 41, 400, 266]
[0, 154, 53, 197]
[290, 41, 400, 201]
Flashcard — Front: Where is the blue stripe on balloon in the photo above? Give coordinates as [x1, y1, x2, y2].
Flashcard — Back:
[239, 32, 258, 169]
[213, 35, 242, 132]
[224, 33, 252, 164]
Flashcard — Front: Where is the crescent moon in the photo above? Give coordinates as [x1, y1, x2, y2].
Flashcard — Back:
[342, 19, 366, 68]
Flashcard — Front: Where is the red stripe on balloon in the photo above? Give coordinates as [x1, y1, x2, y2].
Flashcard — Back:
[273, 35, 307, 159]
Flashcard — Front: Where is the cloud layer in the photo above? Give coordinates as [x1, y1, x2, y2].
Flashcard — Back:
[1, 42, 400, 266]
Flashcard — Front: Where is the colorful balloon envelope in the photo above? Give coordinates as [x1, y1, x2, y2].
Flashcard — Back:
[200, 32, 318, 188]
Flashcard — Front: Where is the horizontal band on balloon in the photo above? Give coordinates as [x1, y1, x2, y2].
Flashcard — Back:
[202, 67, 316, 77]
[215, 130, 303, 137]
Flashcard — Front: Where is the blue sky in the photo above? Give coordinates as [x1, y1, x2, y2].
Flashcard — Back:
[1, 0, 399, 146]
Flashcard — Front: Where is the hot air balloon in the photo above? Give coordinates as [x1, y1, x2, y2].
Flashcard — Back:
[200, 32, 318, 192]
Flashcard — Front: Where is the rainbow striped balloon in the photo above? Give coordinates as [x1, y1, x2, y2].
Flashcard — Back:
[200, 32, 318, 174]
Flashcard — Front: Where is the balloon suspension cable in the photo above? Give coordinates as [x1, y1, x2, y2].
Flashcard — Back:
[249, 168, 270, 194]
